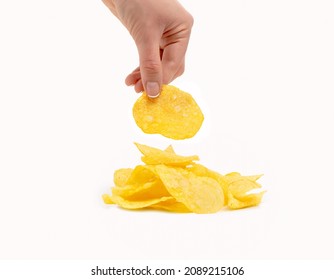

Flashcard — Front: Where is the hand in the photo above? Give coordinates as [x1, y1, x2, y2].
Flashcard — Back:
[103, 0, 193, 97]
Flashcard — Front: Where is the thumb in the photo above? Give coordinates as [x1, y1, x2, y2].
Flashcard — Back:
[136, 40, 162, 98]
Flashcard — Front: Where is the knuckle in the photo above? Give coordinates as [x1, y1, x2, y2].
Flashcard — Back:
[183, 12, 194, 28]
[179, 66, 185, 76]
[187, 14, 194, 27]
[175, 66, 185, 78]
[142, 60, 161, 72]
[165, 59, 179, 71]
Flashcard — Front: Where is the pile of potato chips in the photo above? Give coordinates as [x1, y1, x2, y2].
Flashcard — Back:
[103, 143, 265, 214]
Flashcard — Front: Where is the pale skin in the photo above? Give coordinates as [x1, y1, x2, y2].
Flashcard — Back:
[102, 0, 193, 97]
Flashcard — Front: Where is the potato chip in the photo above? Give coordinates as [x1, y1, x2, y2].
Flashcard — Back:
[126, 165, 156, 185]
[112, 180, 170, 200]
[224, 173, 265, 209]
[222, 172, 262, 184]
[111, 165, 170, 200]
[164, 145, 176, 154]
[133, 85, 204, 140]
[135, 143, 199, 166]
[187, 163, 229, 203]
[227, 191, 265, 210]
[228, 178, 262, 199]
[243, 174, 263, 182]
[113, 168, 133, 187]
[223, 172, 243, 183]
[111, 194, 174, 210]
[155, 165, 225, 214]
[102, 194, 115, 204]
[149, 199, 191, 213]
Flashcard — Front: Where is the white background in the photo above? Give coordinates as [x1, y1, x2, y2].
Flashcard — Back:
[0, 0, 333, 260]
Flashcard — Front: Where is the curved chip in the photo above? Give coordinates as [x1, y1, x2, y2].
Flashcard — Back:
[164, 145, 176, 154]
[187, 163, 229, 203]
[113, 168, 133, 187]
[102, 194, 115, 204]
[126, 165, 156, 185]
[224, 172, 265, 209]
[133, 85, 204, 140]
[112, 180, 170, 200]
[155, 165, 225, 214]
[150, 199, 191, 213]
[227, 191, 265, 210]
[135, 143, 199, 166]
[228, 178, 262, 199]
[111, 194, 174, 210]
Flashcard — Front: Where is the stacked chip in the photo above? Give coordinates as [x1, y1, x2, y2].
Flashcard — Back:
[103, 143, 265, 214]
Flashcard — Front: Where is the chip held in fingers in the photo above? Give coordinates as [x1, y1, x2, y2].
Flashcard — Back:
[133, 85, 204, 140]
[103, 143, 265, 214]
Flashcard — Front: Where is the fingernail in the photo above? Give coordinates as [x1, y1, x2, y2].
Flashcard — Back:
[146, 82, 160, 98]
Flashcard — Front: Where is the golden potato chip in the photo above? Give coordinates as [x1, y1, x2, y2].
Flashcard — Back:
[135, 143, 199, 166]
[164, 145, 176, 154]
[102, 194, 115, 204]
[111, 194, 174, 210]
[227, 191, 265, 209]
[112, 165, 170, 199]
[150, 199, 191, 213]
[186, 165, 266, 208]
[224, 173, 265, 209]
[155, 165, 225, 214]
[223, 172, 243, 183]
[228, 178, 262, 199]
[243, 174, 263, 182]
[133, 85, 204, 140]
[112, 181, 154, 198]
[114, 168, 133, 187]
[126, 165, 156, 185]
[222, 172, 263, 185]
[112, 180, 170, 200]
[187, 163, 229, 201]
